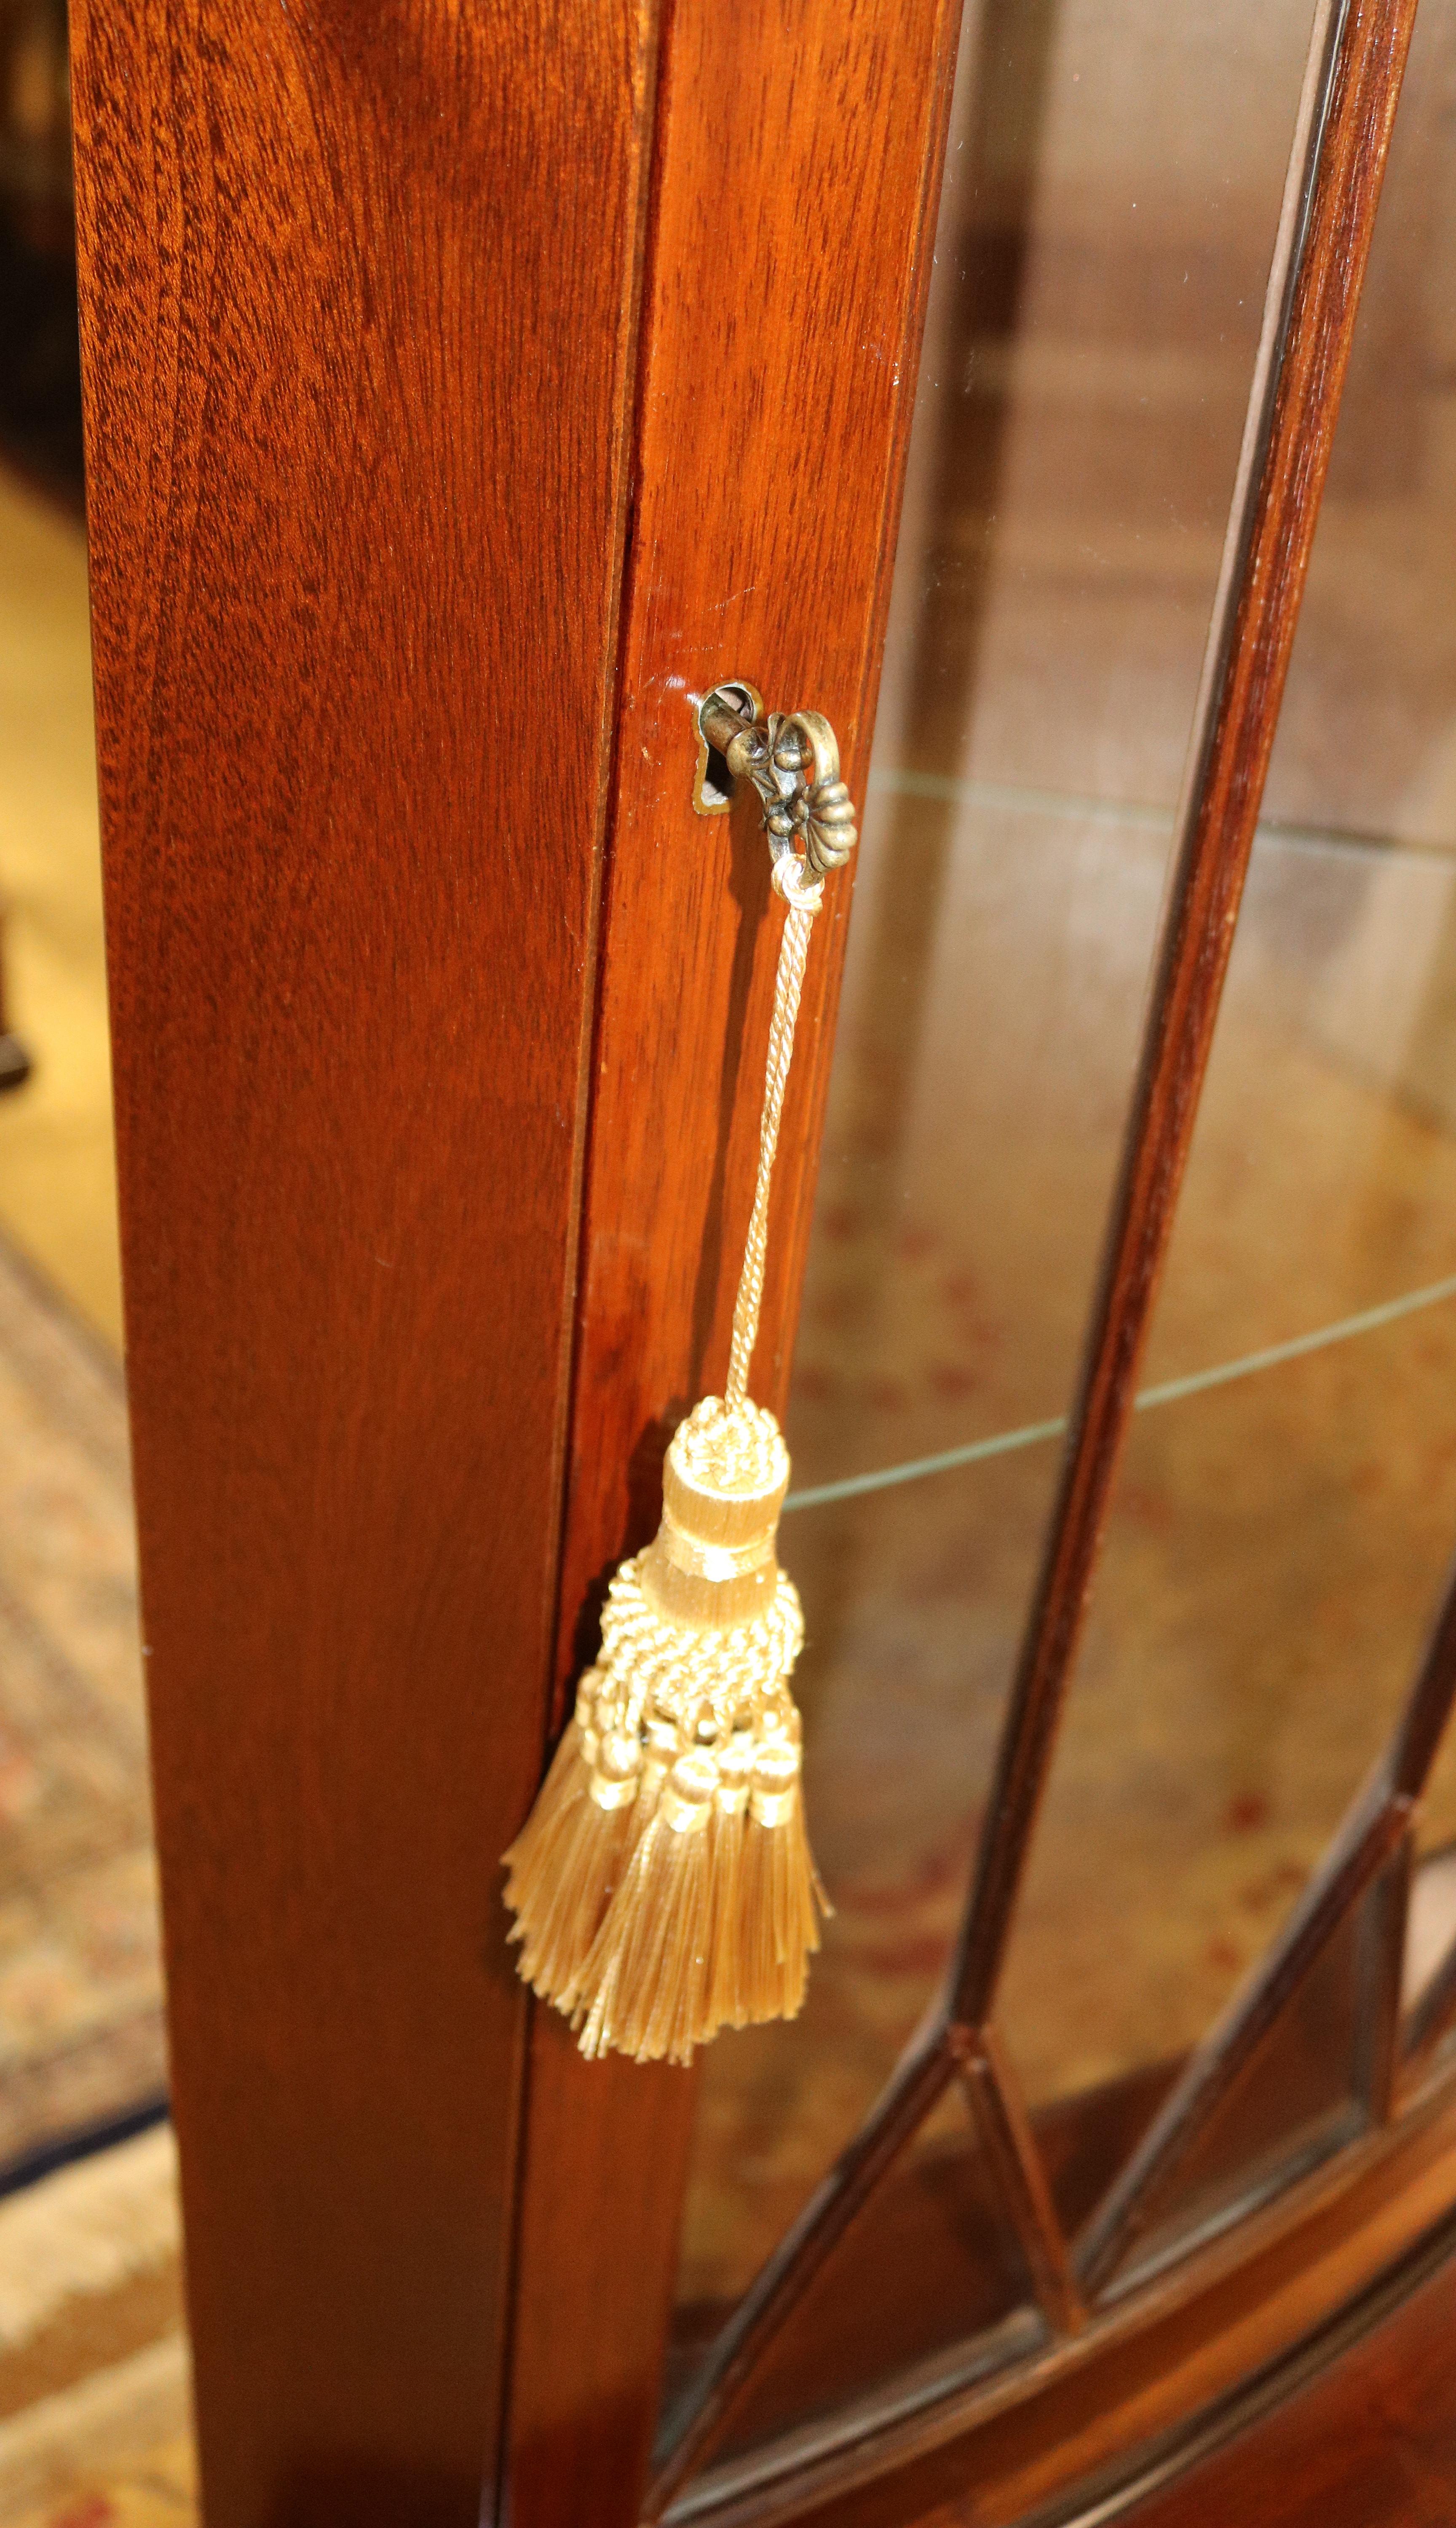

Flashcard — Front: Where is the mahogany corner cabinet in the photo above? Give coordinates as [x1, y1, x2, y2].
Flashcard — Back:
[70, 0, 1456, 2519]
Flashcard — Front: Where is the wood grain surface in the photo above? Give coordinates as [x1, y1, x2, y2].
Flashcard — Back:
[669, 2082, 1456, 2528]
[1114, 2226, 1456, 2528]
[69, 3, 657, 2520]
[500, 3, 964, 2520]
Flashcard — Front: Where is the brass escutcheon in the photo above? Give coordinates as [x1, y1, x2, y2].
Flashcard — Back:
[692, 681, 858, 910]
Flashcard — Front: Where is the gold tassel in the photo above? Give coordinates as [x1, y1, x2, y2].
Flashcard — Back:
[502, 712, 857, 2064]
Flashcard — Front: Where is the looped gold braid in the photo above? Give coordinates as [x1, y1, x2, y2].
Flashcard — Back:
[501, 686, 856, 2065]
[725, 900, 816, 1410]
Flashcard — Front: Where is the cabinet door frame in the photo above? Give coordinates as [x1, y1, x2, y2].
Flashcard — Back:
[500, 4, 965, 2515]
[508, 1, 1440, 2523]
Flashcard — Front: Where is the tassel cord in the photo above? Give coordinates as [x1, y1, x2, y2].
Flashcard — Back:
[724, 902, 817, 1412]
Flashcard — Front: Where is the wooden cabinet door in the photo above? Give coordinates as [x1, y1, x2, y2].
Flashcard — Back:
[69, 0, 1456, 2524]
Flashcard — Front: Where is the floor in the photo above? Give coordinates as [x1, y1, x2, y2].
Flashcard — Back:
[0, 2128, 185, 2527]
[0, 473, 182, 2515]
[8, 2437, 195, 2528]
[0, 468, 118, 1347]
[0, 1230, 163, 2165]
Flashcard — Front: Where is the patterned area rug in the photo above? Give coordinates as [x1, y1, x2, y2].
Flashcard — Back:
[6, 2433, 194, 2528]
[0, 2126, 185, 2528]
[0, 1233, 162, 2169]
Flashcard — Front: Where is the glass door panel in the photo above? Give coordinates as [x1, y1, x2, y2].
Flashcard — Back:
[666, 0, 1322, 2410]
[998, 0, 1456, 2142]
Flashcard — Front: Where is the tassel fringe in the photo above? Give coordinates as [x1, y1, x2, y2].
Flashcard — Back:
[501, 1579, 829, 2064]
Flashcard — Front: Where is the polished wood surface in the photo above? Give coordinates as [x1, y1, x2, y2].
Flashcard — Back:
[677, 2076, 1456, 2528]
[1116, 2228, 1456, 2526]
[69, 3, 656, 2519]
[500, 3, 966, 2520]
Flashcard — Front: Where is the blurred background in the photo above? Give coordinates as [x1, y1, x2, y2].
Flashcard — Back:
[1, 0, 1455, 2515]
[0, 5, 184, 2522]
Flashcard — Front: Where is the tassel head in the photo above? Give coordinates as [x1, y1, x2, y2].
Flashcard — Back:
[637, 1396, 790, 1626]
